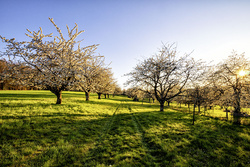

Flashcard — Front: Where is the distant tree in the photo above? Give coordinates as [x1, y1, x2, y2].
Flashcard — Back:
[175, 94, 185, 108]
[205, 67, 228, 109]
[187, 86, 212, 113]
[113, 84, 122, 96]
[125, 87, 143, 101]
[144, 89, 156, 103]
[0, 59, 36, 90]
[214, 89, 232, 109]
[76, 56, 106, 101]
[0, 18, 97, 104]
[0, 59, 10, 90]
[103, 80, 116, 99]
[184, 66, 223, 124]
[182, 89, 193, 112]
[211, 51, 250, 124]
[94, 68, 116, 99]
[183, 86, 211, 125]
[126, 43, 200, 111]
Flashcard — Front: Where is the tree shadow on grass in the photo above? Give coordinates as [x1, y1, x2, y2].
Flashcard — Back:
[72, 98, 156, 110]
[0, 93, 55, 99]
[1, 99, 249, 166]
[1, 98, 121, 111]
[80, 109, 250, 166]
[135, 109, 250, 166]
[181, 120, 250, 166]
[0, 111, 114, 166]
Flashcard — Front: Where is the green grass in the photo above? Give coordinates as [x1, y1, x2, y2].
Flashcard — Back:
[0, 90, 250, 166]
[170, 102, 250, 125]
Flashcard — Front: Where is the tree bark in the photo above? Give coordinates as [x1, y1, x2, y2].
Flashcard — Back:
[160, 101, 165, 112]
[192, 104, 195, 125]
[55, 91, 62, 104]
[226, 108, 229, 121]
[204, 106, 207, 116]
[0, 83, 4, 90]
[97, 93, 102, 99]
[85, 91, 90, 101]
[167, 101, 170, 106]
[233, 87, 241, 124]
[104, 94, 107, 98]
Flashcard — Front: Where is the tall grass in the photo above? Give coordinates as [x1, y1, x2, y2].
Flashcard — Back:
[0, 90, 249, 166]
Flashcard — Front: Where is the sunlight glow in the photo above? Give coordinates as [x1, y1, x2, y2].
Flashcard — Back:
[238, 70, 246, 77]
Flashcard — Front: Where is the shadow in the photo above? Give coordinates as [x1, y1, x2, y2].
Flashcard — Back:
[1, 113, 111, 120]
[0, 114, 112, 166]
[0, 93, 55, 99]
[0, 90, 86, 102]
[1, 94, 249, 166]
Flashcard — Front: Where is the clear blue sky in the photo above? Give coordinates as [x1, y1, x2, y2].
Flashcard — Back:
[1, 0, 250, 88]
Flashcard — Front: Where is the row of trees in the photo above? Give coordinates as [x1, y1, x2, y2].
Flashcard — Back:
[1, 18, 249, 125]
[126, 44, 249, 124]
[0, 18, 120, 103]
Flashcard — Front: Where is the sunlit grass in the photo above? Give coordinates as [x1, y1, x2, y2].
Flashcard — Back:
[170, 101, 250, 124]
[0, 90, 250, 166]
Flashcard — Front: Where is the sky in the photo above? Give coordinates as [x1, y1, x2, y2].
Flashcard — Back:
[1, 0, 250, 89]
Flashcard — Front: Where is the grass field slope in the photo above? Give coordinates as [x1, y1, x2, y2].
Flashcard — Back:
[0, 90, 250, 166]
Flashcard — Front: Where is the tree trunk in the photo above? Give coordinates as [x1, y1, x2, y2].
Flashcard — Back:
[104, 94, 107, 98]
[85, 91, 90, 101]
[204, 106, 207, 116]
[233, 88, 241, 124]
[198, 105, 201, 113]
[55, 91, 62, 104]
[107, 94, 110, 98]
[97, 93, 102, 99]
[233, 104, 241, 125]
[226, 108, 229, 121]
[192, 104, 195, 125]
[167, 101, 170, 106]
[0, 83, 4, 90]
[160, 101, 165, 112]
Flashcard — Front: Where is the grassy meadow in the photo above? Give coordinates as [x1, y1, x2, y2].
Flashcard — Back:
[0, 90, 250, 166]
[170, 102, 250, 125]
